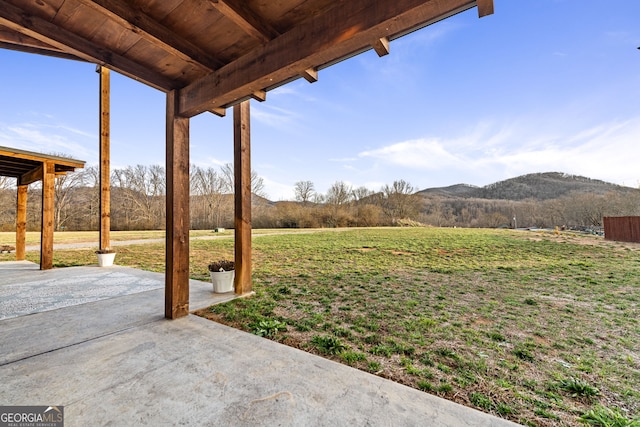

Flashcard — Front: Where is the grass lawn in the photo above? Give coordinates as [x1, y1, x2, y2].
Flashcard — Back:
[2, 227, 638, 426]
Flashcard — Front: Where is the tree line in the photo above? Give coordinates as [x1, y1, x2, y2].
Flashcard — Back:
[1, 165, 639, 232]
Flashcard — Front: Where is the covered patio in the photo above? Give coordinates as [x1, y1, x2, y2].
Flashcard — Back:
[1, 0, 494, 319]
[0, 1, 514, 424]
[0, 261, 517, 426]
[0, 146, 85, 270]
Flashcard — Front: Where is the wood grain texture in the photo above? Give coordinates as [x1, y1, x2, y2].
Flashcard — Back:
[165, 90, 191, 319]
[0, 0, 174, 90]
[234, 100, 252, 295]
[99, 66, 111, 251]
[16, 185, 27, 261]
[40, 161, 55, 270]
[476, 0, 494, 17]
[179, 0, 477, 116]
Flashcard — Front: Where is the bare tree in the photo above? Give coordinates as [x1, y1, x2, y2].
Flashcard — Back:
[0, 177, 16, 230]
[380, 179, 422, 224]
[221, 163, 267, 198]
[352, 186, 374, 202]
[191, 165, 229, 229]
[54, 170, 87, 231]
[326, 181, 353, 205]
[294, 180, 315, 204]
[111, 165, 165, 229]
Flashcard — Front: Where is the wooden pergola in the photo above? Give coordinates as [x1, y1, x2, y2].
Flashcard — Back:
[0, 146, 85, 270]
[0, 0, 493, 319]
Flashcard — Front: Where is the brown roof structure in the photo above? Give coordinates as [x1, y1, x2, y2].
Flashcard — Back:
[0, 146, 85, 271]
[0, 0, 493, 117]
[0, 145, 85, 185]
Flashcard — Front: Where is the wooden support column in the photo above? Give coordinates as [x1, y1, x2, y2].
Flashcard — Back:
[16, 185, 27, 260]
[165, 90, 190, 319]
[40, 161, 55, 270]
[99, 66, 111, 250]
[233, 100, 252, 294]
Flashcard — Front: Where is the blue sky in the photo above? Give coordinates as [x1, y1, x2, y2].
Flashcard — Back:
[1, 1, 639, 200]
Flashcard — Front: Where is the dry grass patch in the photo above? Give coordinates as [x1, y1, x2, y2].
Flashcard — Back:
[193, 228, 640, 427]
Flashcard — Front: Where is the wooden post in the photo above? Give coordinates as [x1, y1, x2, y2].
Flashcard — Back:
[40, 161, 55, 270]
[165, 90, 190, 319]
[16, 185, 27, 261]
[99, 66, 111, 250]
[233, 100, 252, 294]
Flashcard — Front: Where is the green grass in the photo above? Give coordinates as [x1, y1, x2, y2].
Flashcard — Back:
[3, 227, 639, 426]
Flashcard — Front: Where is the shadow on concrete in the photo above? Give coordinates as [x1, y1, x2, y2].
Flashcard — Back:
[0, 262, 519, 426]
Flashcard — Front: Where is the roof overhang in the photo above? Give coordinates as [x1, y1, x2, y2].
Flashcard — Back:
[0, 146, 85, 186]
[0, 0, 493, 118]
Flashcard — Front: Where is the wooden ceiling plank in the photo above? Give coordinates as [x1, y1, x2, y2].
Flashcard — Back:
[0, 41, 85, 61]
[74, 0, 223, 71]
[0, 0, 175, 91]
[209, 0, 279, 44]
[0, 25, 70, 52]
[179, 0, 479, 117]
[372, 37, 390, 57]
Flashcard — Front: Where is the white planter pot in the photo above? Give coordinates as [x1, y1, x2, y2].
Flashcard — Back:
[97, 252, 116, 267]
[210, 270, 235, 293]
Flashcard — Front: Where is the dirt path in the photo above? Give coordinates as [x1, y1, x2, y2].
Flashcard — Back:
[24, 228, 352, 252]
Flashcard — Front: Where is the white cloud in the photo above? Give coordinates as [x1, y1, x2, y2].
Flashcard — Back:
[356, 116, 640, 188]
[262, 175, 294, 201]
[252, 104, 303, 131]
[329, 157, 357, 163]
[359, 138, 461, 169]
[0, 122, 95, 161]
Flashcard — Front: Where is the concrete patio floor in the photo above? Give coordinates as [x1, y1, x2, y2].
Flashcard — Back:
[0, 261, 520, 426]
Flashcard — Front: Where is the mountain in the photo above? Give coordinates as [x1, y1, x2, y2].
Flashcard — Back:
[418, 183, 479, 197]
[417, 172, 636, 201]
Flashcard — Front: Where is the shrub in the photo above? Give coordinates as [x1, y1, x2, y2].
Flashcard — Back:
[311, 335, 347, 355]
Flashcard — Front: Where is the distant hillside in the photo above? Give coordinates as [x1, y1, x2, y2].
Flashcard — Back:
[417, 172, 635, 201]
[418, 183, 479, 197]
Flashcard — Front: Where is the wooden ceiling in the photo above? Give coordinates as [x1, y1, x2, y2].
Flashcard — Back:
[0, 0, 493, 118]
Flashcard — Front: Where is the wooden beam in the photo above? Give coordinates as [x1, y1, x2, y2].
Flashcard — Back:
[250, 90, 266, 102]
[372, 37, 390, 57]
[179, 0, 478, 116]
[208, 108, 226, 117]
[76, 0, 223, 72]
[0, 0, 175, 91]
[40, 161, 55, 270]
[233, 100, 252, 295]
[16, 185, 27, 261]
[0, 41, 85, 62]
[165, 90, 190, 319]
[18, 165, 43, 186]
[476, 0, 495, 17]
[210, 0, 279, 44]
[99, 66, 111, 251]
[300, 68, 318, 83]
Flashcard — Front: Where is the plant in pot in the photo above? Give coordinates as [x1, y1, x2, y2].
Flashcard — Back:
[95, 248, 116, 267]
[208, 260, 235, 293]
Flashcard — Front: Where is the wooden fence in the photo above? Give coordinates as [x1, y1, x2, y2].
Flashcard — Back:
[603, 216, 640, 243]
